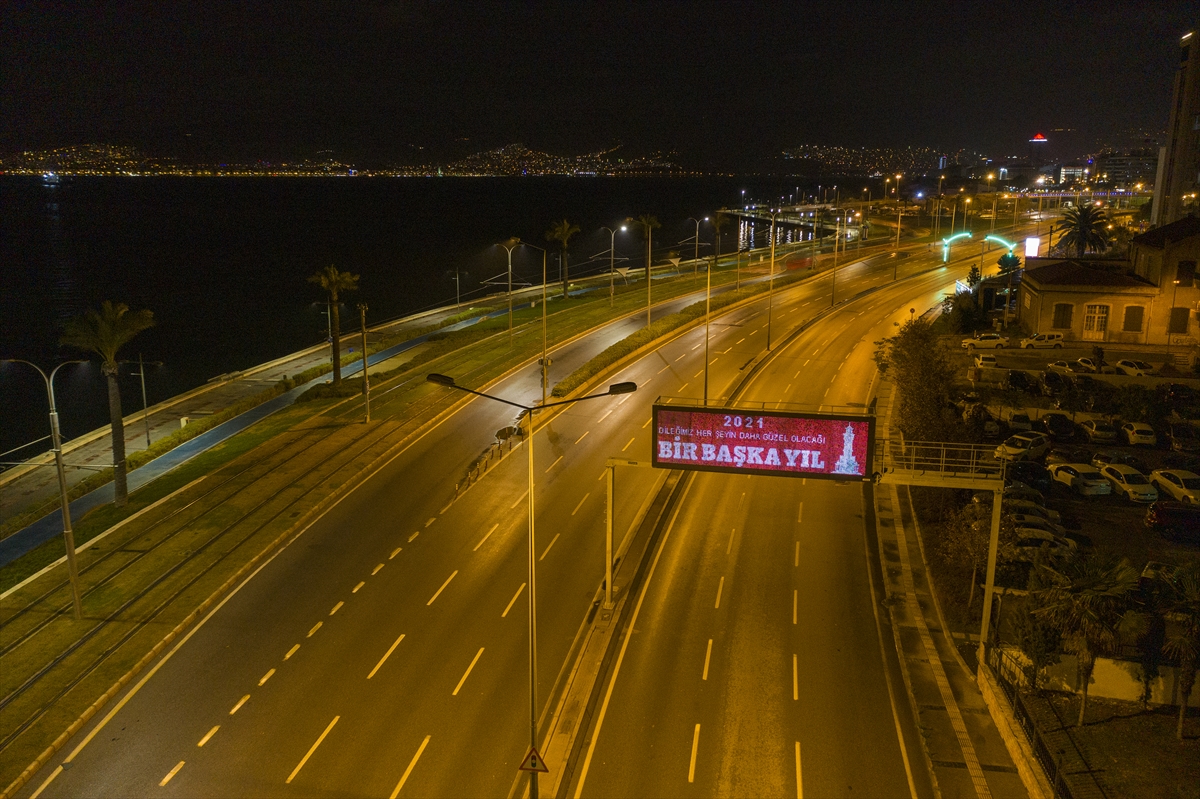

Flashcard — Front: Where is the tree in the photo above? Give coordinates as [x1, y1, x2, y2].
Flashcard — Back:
[630, 214, 661, 280]
[1032, 549, 1140, 725]
[966, 264, 982, 289]
[545, 219, 580, 299]
[938, 502, 1016, 611]
[307, 265, 360, 386]
[996, 252, 1021, 276]
[1161, 559, 1200, 740]
[1056, 204, 1110, 258]
[1015, 553, 1062, 690]
[61, 301, 155, 507]
[885, 317, 960, 441]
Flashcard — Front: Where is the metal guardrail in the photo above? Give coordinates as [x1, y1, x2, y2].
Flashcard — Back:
[878, 437, 1004, 485]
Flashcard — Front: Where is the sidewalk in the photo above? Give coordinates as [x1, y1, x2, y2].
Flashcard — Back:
[873, 377, 1032, 799]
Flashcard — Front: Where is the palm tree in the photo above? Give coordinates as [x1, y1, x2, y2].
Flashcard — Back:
[308, 265, 360, 386]
[61, 301, 155, 507]
[1161, 560, 1200, 740]
[1056, 204, 1110, 258]
[1032, 549, 1140, 725]
[545, 219, 581, 299]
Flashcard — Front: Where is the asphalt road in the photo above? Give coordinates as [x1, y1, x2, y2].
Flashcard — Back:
[26, 235, 990, 798]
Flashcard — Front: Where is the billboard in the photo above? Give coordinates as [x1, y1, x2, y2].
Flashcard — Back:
[652, 405, 874, 481]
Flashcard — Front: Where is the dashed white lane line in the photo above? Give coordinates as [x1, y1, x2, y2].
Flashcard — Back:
[230, 695, 250, 715]
[598, 469, 607, 481]
[657, 364, 671, 374]
[598, 408, 614, 422]
[424, 517, 436, 528]
[702, 639, 713, 680]
[159, 761, 185, 787]
[503, 583, 526, 618]
[691, 341, 703, 351]
[539, 533, 561, 561]
[198, 725, 219, 747]
[676, 352, 687, 361]
[426, 571, 458, 605]
[575, 431, 589, 444]
[678, 382, 688, 391]
[372, 563, 385, 575]
[390, 547, 402, 559]
[452, 647, 485, 695]
[736, 337, 745, 344]
[694, 369, 704, 378]
[793, 654, 799, 700]
[572, 493, 590, 516]
[793, 590, 798, 625]
[784, 383, 791, 394]
[510, 490, 529, 509]
[390, 735, 431, 799]
[714, 577, 725, 609]
[688, 724, 701, 783]
[286, 716, 339, 784]
[545, 455, 564, 473]
[726, 528, 735, 555]
[408, 531, 420, 542]
[796, 741, 804, 799]
[795, 542, 799, 567]
[368, 634, 406, 679]
[259, 668, 276, 686]
[474, 523, 499, 551]
[307, 622, 322, 637]
[797, 502, 803, 523]
[353, 581, 365, 594]
[330, 601, 344, 616]
[622, 437, 636, 452]
[285, 644, 300, 660]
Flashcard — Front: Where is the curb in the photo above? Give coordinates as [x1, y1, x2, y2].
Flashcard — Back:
[976, 664, 1054, 799]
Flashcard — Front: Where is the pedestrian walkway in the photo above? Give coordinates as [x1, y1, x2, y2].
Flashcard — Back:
[873, 377, 1031, 799]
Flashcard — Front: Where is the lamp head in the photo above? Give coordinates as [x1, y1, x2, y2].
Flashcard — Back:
[426, 373, 456, 387]
[607, 381, 638, 395]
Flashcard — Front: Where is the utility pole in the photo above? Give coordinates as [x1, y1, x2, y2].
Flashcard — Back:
[358, 304, 370, 422]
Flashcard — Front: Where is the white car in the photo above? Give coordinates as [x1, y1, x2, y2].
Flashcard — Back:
[1122, 422, 1157, 447]
[974, 353, 998, 368]
[1115, 359, 1154, 376]
[1005, 498, 1062, 523]
[962, 333, 1009, 349]
[1149, 469, 1200, 503]
[1048, 463, 1112, 496]
[1099, 464, 1158, 503]
[1019, 332, 1065, 349]
[1007, 513, 1067, 536]
[1014, 529, 1077, 558]
[994, 432, 1051, 461]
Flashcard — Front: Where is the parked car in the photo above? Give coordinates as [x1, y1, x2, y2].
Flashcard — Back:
[1006, 461, 1053, 493]
[1005, 370, 1036, 394]
[1144, 500, 1200, 543]
[1004, 483, 1046, 505]
[1019, 332, 1065, 349]
[1039, 371, 1072, 397]
[1075, 357, 1100, 373]
[1160, 383, 1200, 412]
[994, 432, 1051, 461]
[1006, 412, 1033, 432]
[962, 333, 1009, 349]
[1014, 529, 1077, 559]
[1168, 423, 1200, 453]
[1149, 469, 1200, 503]
[1099, 464, 1158, 503]
[1121, 422, 1157, 447]
[1090, 451, 1148, 474]
[1005, 499, 1062, 523]
[1039, 412, 1075, 440]
[1163, 451, 1200, 471]
[973, 353, 998, 368]
[1080, 418, 1118, 443]
[1007, 513, 1067, 536]
[1046, 446, 1087, 466]
[1048, 463, 1112, 496]
[1115, 359, 1154, 376]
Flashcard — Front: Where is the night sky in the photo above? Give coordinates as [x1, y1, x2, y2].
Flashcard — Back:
[3, 0, 1197, 169]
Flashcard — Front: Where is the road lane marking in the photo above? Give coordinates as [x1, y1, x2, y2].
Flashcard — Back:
[353, 581, 365, 593]
[598, 469, 607, 481]
[657, 364, 671, 374]
[721, 347, 731, 354]
[688, 724, 701, 783]
[539, 533, 561, 560]
[285, 644, 300, 660]
[390, 735, 431, 798]
[714, 576, 724, 609]
[159, 761, 185, 787]
[784, 383, 791, 393]
[676, 352, 687, 361]
[793, 654, 799, 700]
[368, 634, 406, 679]
[793, 590, 798, 624]
[510, 490, 528, 509]
[426, 570, 458, 605]
[694, 369, 704, 378]
[425, 517, 436, 528]
[797, 502, 803, 523]
[545, 455, 563, 473]
[452, 647, 485, 695]
[198, 726, 219, 747]
[307, 622, 322, 637]
[474, 523, 499, 551]
[640, 417, 652, 430]
[287, 716, 339, 784]
[621, 437, 635, 452]
[330, 601, 343, 615]
[373, 563, 385, 575]
[575, 431, 589, 444]
[738, 492, 745, 509]
[259, 668, 276, 686]
[736, 337, 745, 344]
[230, 695, 250, 715]
[572, 493, 590, 516]
[726, 528, 735, 555]
[796, 741, 804, 799]
[794, 370, 801, 379]
[678, 382, 688, 391]
[803, 359, 810, 366]
[794, 542, 799, 567]
[408, 531, 420, 542]
[390, 547, 402, 559]
[702, 640, 713, 680]
[598, 408, 614, 422]
[503, 583, 526, 617]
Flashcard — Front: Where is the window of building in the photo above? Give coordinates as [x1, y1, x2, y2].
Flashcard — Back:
[1052, 303, 1073, 329]
[1169, 307, 1190, 334]
[1177, 260, 1197, 286]
[1023, 292, 1031, 308]
[1122, 306, 1144, 332]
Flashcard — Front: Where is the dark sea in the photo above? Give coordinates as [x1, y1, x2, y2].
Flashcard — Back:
[0, 174, 817, 458]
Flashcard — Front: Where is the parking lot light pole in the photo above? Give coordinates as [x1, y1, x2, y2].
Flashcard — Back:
[424, 373, 637, 797]
[3, 359, 86, 619]
[501, 237, 521, 346]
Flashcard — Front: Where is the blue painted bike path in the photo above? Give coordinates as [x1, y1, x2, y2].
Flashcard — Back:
[0, 306, 521, 567]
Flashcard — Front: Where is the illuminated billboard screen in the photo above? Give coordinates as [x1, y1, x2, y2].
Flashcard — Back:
[652, 405, 874, 481]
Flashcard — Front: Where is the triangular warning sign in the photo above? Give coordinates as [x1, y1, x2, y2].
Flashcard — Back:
[518, 746, 550, 773]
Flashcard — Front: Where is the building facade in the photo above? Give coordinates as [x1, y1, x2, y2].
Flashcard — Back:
[1157, 30, 1200, 224]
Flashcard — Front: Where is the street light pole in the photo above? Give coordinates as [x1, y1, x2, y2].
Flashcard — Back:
[767, 211, 778, 351]
[687, 217, 708, 281]
[425, 374, 637, 799]
[894, 174, 903, 250]
[130, 354, 159, 448]
[1168, 279, 1182, 359]
[518, 240, 551, 407]
[502, 238, 520, 347]
[601, 226, 626, 308]
[4, 359, 86, 619]
[358, 304, 370, 421]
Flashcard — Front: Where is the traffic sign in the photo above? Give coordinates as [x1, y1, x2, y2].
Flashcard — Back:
[518, 746, 549, 773]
